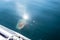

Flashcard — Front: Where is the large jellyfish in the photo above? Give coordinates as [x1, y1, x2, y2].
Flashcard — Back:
[16, 14, 29, 29]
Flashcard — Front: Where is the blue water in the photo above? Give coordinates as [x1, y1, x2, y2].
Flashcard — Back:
[0, 0, 60, 40]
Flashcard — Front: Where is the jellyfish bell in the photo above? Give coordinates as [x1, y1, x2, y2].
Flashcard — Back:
[16, 19, 27, 30]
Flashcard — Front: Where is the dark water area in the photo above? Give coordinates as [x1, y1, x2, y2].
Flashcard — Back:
[0, 0, 60, 40]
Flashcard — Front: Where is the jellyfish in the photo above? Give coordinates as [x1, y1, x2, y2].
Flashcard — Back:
[16, 14, 29, 29]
